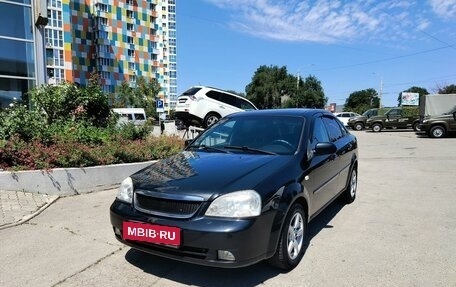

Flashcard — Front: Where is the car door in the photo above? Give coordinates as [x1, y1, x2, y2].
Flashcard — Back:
[321, 116, 353, 196]
[386, 108, 401, 127]
[305, 115, 340, 215]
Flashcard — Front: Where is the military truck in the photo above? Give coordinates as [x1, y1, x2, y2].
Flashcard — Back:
[418, 94, 456, 138]
[347, 108, 390, 130]
[365, 106, 420, 132]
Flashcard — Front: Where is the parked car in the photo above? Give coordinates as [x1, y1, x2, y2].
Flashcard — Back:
[174, 86, 258, 128]
[347, 108, 380, 130]
[334, 112, 361, 126]
[366, 107, 420, 132]
[110, 109, 358, 270]
[419, 108, 456, 138]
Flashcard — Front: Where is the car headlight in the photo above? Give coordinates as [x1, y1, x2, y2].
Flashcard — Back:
[422, 120, 428, 124]
[205, 190, 261, 218]
[117, 177, 133, 203]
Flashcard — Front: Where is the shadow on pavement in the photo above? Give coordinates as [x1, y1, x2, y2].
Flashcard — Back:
[124, 199, 346, 287]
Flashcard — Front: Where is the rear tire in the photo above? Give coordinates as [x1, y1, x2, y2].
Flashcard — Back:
[343, 167, 357, 204]
[430, 125, 446, 138]
[268, 204, 307, 271]
[412, 122, 421, 132]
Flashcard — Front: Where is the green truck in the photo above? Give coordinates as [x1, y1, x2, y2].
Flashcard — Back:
[347, 108, 390, 131]
[418, 94, 456, 138]
[365, 106, 420, 132]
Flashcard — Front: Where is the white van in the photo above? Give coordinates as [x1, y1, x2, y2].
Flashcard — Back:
[112, 108, 147, 126]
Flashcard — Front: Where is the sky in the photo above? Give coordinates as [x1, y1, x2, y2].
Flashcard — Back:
[175, 0, 456, 108]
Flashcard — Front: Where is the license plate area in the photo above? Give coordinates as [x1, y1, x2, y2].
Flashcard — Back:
[122, 221, 181, 247]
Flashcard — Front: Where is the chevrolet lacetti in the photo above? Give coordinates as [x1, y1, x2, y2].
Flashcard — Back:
[110, 109, 358, 270]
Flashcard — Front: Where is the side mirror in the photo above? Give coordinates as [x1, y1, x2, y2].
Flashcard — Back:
[314, 142, 337, 155]
[184, 139, 194, 147]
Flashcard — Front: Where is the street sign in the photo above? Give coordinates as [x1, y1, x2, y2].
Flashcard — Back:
[156, 99, 164, 113]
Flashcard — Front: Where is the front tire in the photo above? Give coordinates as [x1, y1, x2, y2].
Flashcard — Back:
[412, 122, 421, 132]
[430, 125, 446, 138]
[353, 122, 364, 131]
[372, 123, 382, 132]
[269, 204, 307, 271]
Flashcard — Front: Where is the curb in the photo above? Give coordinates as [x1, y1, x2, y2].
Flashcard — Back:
[0, 161, 155, 196]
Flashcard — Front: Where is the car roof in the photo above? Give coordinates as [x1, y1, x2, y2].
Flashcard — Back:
[229, 108, 332, 118]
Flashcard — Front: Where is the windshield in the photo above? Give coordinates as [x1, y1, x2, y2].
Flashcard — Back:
[188, 115, 304, 155]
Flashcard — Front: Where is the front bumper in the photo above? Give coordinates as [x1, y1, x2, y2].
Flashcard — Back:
[110, 200, 276, 268]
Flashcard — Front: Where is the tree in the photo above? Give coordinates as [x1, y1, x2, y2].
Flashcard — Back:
[294, 75, 327, 108]
[438, 84, 456, 94]
[114, 76, 161, 118]
[397, 86, 429, 106]
[245, 65, 326, 109]
[246, 65, 292, 109]
[344, 89, 378, 114]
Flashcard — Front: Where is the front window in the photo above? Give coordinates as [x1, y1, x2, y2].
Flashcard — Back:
[189, 116, 304, 155]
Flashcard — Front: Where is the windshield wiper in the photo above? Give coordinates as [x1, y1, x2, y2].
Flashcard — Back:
[187, 144, 229, 153]
[223, 145, 277, 155]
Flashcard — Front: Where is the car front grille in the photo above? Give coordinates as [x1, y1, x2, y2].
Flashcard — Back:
[134, 190, 203, 219]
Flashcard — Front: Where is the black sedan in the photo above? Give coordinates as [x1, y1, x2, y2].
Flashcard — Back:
[110, 108, 358, 270]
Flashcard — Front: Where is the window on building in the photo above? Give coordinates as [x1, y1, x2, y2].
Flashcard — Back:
[128, 49, 135, 57]
[162, 15, 166, 19]
[127, 23, 134, 31]
[169, 38, 176, 46]
[126, 0, 133, 5]
[169, 22, 175, 29]
[129, 75, 137, 83]
[162, 6, 166, 11]
[128, 62, 136, 70]
[99, 17, 108, 26]
[127, 10, 134, 18]
[150, 53, 158, 60]
[168, 5, 175, 13]
[169, 47, 176, 54]
[169, 14, 175, 21]
[96, 3, 108, 12]
[149, 3, 156, 10]
[127, 36, 133, 44]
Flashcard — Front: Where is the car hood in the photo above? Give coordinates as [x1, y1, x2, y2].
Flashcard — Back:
[130, 151, 293, 200]
[349, 115, 367, 121]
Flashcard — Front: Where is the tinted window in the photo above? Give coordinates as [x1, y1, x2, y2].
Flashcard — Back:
[322, 116, 344, 142]
[313, 117, 330, 143]
[182, 87, 201, 96]
[206, 90, 222, 101]
[134, 113, 145, 120]
[219, 93, 237, 106]
[237, 98, 256, 110]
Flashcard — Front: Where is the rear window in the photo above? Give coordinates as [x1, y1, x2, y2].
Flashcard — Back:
[182, 87, 201, 96]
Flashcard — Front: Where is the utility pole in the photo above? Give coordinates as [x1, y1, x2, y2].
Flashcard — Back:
[379, 76, 383, 108]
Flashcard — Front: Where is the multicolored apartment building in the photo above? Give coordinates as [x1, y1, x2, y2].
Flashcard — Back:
[45, 0, 177, 111]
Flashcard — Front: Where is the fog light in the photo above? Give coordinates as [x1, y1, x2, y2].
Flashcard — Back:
[217, 250, 235, 261]
[114, 227, 121, 236]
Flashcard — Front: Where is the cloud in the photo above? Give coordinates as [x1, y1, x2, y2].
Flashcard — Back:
[203, 0, 449, 43]
[428, 0, 456, 19]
